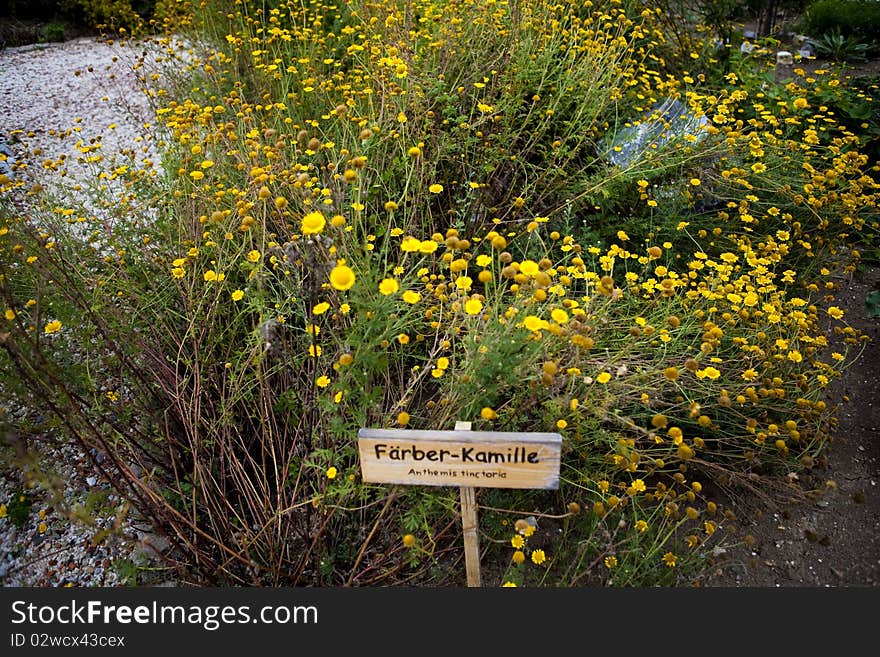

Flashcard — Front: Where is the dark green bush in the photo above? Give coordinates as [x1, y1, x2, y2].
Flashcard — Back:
[40, 22, 67, 42]
[800, 0, 880, 43]
[0, 0, 156, 35]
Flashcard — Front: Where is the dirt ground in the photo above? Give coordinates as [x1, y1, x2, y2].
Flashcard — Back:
[704, 263, 880, 587]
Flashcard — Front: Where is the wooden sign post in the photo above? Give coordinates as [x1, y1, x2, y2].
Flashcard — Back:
[455, 421, 480, 587]
[357, 422, 562, 587]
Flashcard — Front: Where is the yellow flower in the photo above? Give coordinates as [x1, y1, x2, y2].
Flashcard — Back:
[204, 270, 218, 282]
[635, 520, 648, 533]
[662, 551, 677, 567]
[397, 411, 410, 426]
[329, 265, 356, 291]
[419, 240, 439, 254]
[502, 581, 517, 587]
[511, 534, 525, 549]
[455, 276, 473, 291]
[402, 290, 421, 304]
[325, 466, 338, 479]
[481, 407, 497, 420]
[402, 534, 416, 548]
[696, 366, 721, 380]
[44, 320, 62, 334]
[301, 211, 326, 235]
[429, 183, 443, 194]
[604, 555, 618, 569]
[246, 250, 261, 263]
[316, 375, 331, 388]
[519, 260, 539, 277]
[522, 315, 547, 332]
[551, 308, 569, 324]
[400, 236, 422, 252]
[379, 278, 399, 295]
[231, 289, 244, 301]
[312, 301, 330, 315]
[630, 478, 646, 493]
[531, 549, 546, 565]
[464, 298, 483, 315]
[0, 504, 7, 518]
[512, 550, 526, 565]
[4, 308, 16, 320]
[596, 371, 612, 384]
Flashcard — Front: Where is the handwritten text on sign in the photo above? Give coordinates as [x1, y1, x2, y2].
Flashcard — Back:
[357, 428, 562, 489]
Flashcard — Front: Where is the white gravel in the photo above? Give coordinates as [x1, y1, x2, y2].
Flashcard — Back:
[0, 36, 177, 587]
[0, 37, 164, 193]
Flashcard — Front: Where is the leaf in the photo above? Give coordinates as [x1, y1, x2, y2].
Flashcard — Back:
[866, 290, 880, 319]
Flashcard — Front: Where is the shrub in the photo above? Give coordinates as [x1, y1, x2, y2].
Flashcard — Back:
[40, 22, 67, 42]
[799, 0, 880, 44]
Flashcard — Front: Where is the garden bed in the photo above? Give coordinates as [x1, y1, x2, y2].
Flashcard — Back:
[1, 1, 878, 588]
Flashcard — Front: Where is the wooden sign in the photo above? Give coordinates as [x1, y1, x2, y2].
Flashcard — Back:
[357, 427, 561, 490]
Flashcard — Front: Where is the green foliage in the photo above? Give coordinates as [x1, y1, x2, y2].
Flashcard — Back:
[40, 22, 67, 42]
[71, 0, 153, 33]
[814, 29, 872, 61]
[804, 74, 880, 165]
[867, 290, 880, 318]
[5, 491, 34, 529]
[800, 0, 880, 45]
[1, 0, 157, 37]
[111, 558, 140, 585]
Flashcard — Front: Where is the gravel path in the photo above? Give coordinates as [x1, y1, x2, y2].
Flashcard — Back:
[0, 37, 162, 191]
[0, 36, 171, 587]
